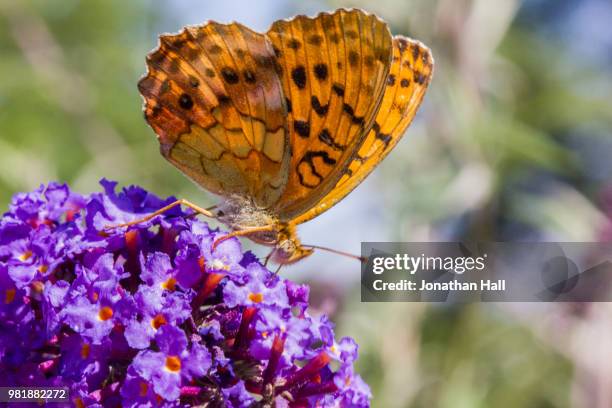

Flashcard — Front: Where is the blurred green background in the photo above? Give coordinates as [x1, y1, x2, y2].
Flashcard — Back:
[2, 0, 612, 406]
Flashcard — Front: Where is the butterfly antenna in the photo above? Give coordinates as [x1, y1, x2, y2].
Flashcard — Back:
[302, 244, 366, 263]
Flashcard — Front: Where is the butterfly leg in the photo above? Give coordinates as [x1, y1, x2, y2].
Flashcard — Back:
[212, 225, 275, 251]
[183, 205, 218, 221]
[263, 249, 275, 267]
[105, 199, 216, 230]
[274, 263, 284, 275]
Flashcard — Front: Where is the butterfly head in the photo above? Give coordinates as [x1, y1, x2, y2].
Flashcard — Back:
[270, 224, 314, 264]
[273, 245, 315, 264]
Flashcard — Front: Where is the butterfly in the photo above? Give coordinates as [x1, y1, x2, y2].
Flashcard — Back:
[133, 8, 433, 264]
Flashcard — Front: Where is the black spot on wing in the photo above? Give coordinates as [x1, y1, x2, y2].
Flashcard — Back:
[354, 154, 366, 163]
[311, 96, 329, 116]
[149, 104, 162, 119]
[313, 63, 328, 81]
[188, 75, 199, 88]
[412, 44, 420, 60]
[345, 30, 359, 40]
[332, 83, 345, 97]
[243, 70, 256, 84]
[160, 79, 171, 94]
[221, 67, 239, 84]
[208, 44, 222, 54]
[414, 71, 426, 85]
[294, 120, 310, 138]
[297, 150, 337, 188]
[372, 122, 392, 149]
[377, 132, 392, 148]
[397, 38, 408, 52]
[217, 94, 231, 105]
[178, 93, 193, 110]
[348, 50, 360, 67]
[169, 38, 186, 49]
[364, 55, 375, 68]
[287, 38, 301, 50]
[292, 66, 307, 89]
[168, 59, 180, 74]
[318, 129, 345, 151]
[342, 103, 365, 125]
[375, 48, 388, 63]
[308, 34, 323, 45]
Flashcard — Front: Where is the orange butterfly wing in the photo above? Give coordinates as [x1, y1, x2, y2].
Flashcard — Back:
[266, 9, 393, 220]
[138, 22, 290, 208]
[291, 36, 434, 225]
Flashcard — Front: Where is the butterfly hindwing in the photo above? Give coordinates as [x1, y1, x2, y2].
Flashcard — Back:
[266, 9, 393, 220]
[138, 22, 290, 207]
[291, 36, 434, 224]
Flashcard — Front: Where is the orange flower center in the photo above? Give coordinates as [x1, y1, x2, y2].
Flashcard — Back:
[198, 256, 206, 271]
[19, 250, 33, 261]
[5, 288, 16, 304]
[165, 356, 181, 372]
[139, 381, 149, 397]
[151, 314, 167, 330]
[210, 259, 229, 271]
[81, 343, 91, 359]
[248, 292, 263, 303]
[125, 230, 139, 250]
[98, 306, 113, 321]
[30, 281, 44, 294]
[162, 277, 176, 291]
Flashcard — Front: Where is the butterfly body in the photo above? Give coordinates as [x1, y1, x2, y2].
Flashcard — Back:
[211, 195, 312, 263]
[138, 9, 433, 264]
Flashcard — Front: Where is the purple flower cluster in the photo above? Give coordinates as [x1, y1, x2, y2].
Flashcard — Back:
[0, 180, 371, 407]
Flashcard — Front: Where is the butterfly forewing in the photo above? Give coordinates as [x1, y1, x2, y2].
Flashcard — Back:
[139, 22, 290, 208]
[266, 9, 393, 220]
[291, 36, 434, 225]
